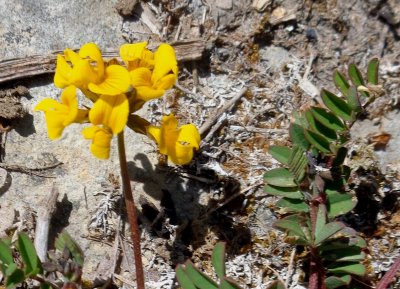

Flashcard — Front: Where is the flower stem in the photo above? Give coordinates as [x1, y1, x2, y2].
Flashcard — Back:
[117, 130, 145, 289]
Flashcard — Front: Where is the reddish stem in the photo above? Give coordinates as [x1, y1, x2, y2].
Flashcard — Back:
[118, 131, 145, 289]
[376, 256, 400, 289]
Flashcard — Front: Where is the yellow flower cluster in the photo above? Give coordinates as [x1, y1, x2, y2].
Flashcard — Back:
[35, 42, 200, 164]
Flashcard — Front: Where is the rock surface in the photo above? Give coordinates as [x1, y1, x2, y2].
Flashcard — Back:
[0, 0, 164, 281]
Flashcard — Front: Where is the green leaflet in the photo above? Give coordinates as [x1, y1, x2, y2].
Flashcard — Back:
[321, 89, 353, 121]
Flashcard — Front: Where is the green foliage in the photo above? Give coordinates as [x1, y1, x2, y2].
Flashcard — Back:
[0, 231, 84, 289]
[0, 233, 42, 288]
[264, 59, 382, 288]
[176, 242, 244, 289]
[55, 231, 84, 267]
[264, 168, 297, 187]
[325, 275, 351, 289]
[17, 233, 42, 276]
[212, 242, 226, 279]
[269, 146, 292, 166]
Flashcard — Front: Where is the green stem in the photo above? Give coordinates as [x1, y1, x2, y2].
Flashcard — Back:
[117, 130, 145, 289]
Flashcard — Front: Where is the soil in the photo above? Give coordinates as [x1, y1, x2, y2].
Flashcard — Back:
[0, 0, 399, 288]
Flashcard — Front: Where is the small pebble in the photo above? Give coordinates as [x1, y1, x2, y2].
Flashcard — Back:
[306, 28, 317, 41]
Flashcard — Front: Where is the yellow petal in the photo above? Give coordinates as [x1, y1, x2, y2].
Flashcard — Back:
[147, 126, 168, 154]
[120, 42, 154, 70]
[130, 67, 153, 87]
[135, 86, 165, 101]
[60, 85, 79, 124]
[82, 125, 97, 139]
[148, 114, 179, 155]
[151, 44, 178, 88]
[79, 43, 105, 75]
[70, 59, 99, 88]
[82, 126, 112, 159]
[44, 111, 66, 140]
[171, 142, 195, 165]
[154, 74, 177, 91]
[34, 98, 65, 112]
[161, 114, 179, 130]
[54, 54, 72, 88]
[89, 94, 129, 134]
[177, 124, 201, 150]
[64, 48, 81, 65]
[88, 65, 130, 95]
[120, 42, 148, 62]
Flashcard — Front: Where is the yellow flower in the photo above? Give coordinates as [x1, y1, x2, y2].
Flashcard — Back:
[82, 126, 113, 160]
[120, 42, 155, 71]
[83, 94, 129, 159]
[54, 43, 131, 98]
[147, 114, 200, 165]
[130, 43, 178, 101]
[34, 85, 88, 139]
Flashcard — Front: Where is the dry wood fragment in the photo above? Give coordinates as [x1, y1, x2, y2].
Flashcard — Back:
[34, 184, 59, 262]
[199, 87, 247, 141]
[269, 7, 296, 26]
[0, 40, 206, 85]
[252, 0, 271, 12]
[136, 1, 162, 36]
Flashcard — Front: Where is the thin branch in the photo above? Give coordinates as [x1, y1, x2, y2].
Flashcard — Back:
[199, 87, 247, 141]
[0, 40, 206, 85]
[376, 256, 400, 289]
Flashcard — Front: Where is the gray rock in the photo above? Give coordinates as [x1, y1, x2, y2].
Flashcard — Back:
[0, 0, 124, 59]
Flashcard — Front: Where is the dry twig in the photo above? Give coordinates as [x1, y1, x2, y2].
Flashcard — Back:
[34, 184, 59, 262]
[0, 161, 63, 178]
[199, 87, 248, 142]
[0, 40, 206, 85]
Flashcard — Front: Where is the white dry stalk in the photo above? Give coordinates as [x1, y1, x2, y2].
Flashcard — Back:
[89, 186, 120, 237]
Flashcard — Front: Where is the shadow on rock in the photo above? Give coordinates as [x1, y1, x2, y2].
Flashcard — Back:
[127, 153, 252, 265]
[0, 170, 12, 197]
[48, 193, 73, 248]
[13, 113, 36, 137]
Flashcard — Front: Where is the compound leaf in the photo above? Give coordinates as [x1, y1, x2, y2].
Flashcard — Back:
[274, 215, 310, 245]
[320, 246, 365, 262]
[314, 222, 345, 246]
[0, 239, 14, 271]
[264, 168, 297, 187]
[321, 89, 353, 121]
[326, 189, 357, 218]
[328, 263, 366, 276]
[264, 184, 302, 199]
[289, 123, 310, 150]
[367, 58, 379, 85]
[269, 146, 292, 166]
[334, 70, 350, 97]
[346, 86, 361, 113]
[306, 110, 337, 141]
[55, 231, 84, 267]
[325, 275, 351, 289]
[5, 263, 25, 289]
[176, 265, 197, 289]
[185, 261, 219, 289]
[17, 232, 41, 276]
[310, 107, 346, 132]
[219, 278, 243, 289]
[277, 198, 309, 213]
[212, 242, 226, 279]
[348, 64, 368, 97]
[304, 129, 331, 154]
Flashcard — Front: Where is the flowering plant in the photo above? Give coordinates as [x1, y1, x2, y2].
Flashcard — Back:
[35, 42, 200, 165]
